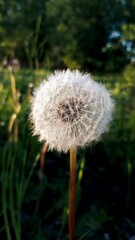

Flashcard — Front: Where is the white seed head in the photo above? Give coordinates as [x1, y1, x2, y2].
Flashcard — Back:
[30, 69, 115, 152]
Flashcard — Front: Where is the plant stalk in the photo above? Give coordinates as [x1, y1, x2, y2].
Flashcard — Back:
[69, 147, 77, 240]
[40, 143, 49, 181]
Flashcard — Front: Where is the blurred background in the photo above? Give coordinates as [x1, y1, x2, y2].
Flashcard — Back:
[0, 0, 135, 239]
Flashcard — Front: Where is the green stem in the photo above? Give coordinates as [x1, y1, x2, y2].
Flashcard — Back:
[9, 154, 20, 240]
[2, 146, 12, 240]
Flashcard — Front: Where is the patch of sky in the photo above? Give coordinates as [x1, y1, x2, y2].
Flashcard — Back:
[109, 30, 121, 39]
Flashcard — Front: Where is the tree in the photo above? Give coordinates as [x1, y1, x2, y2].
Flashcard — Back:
[0, 0, 134, 71]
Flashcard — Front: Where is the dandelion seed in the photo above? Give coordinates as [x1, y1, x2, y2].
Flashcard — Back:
[30, 69, 114, 152]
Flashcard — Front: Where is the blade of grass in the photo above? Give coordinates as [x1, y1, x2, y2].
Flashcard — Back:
[2, 145, 12, 240]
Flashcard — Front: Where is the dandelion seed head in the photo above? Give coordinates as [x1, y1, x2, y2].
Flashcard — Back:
[30, 69, 115, 152]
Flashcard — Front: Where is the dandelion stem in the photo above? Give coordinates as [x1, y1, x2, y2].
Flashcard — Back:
[39, 143, 49, 181]
[69, 147, 77, 240]
[34, 143, 49, 214]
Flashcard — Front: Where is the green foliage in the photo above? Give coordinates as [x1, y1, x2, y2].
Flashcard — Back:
[0, 0, 135, 71]
[76, 206, 113, 239]
[0, 68, 135, 239]
[122, 24, 135, 41]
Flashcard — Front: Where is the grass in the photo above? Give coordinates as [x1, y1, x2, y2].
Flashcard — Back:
[0, 67, 135, 239]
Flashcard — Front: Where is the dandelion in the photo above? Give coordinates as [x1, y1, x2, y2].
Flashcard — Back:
[30, 69, 114, 152]
[30, 69, 115, 240]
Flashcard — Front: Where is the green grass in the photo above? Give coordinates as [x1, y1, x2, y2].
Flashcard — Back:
[0, 67, 135, 239]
